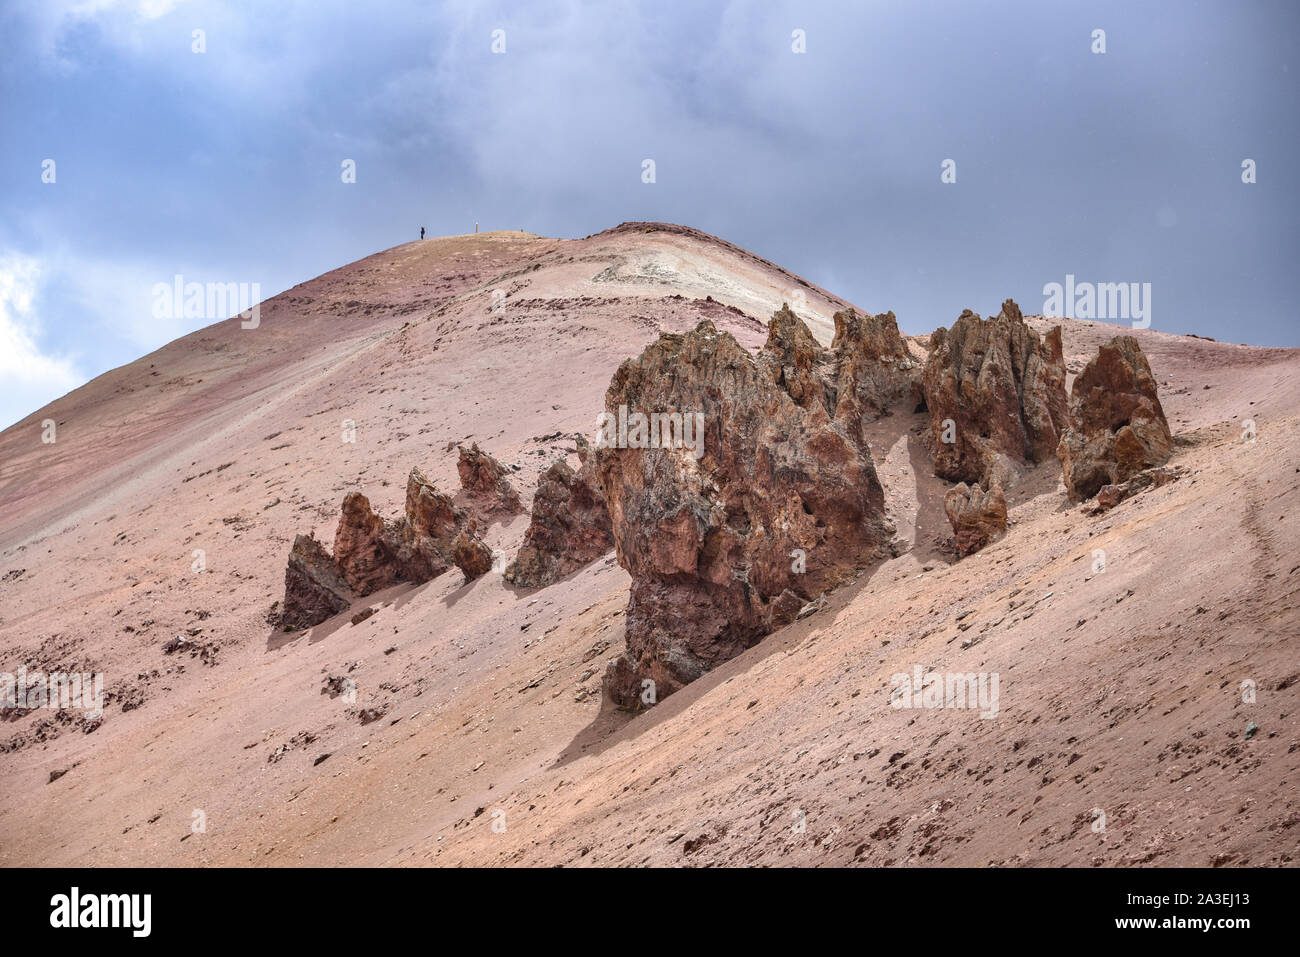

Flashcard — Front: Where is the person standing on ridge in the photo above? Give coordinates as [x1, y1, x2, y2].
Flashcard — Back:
[420, 226, 425, 240]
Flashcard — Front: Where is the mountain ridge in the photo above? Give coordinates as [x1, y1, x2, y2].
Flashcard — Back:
[1, 223, 1297, 867]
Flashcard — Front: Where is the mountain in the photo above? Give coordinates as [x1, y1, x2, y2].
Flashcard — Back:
[2, 223, 1297, 866]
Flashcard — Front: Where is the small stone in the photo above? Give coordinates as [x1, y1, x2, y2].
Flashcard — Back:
[944, 482, 1007, 557]
[797, 594, 829, 620]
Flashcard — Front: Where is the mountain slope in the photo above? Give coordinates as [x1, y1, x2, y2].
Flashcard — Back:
[1, 224, 1296, 867]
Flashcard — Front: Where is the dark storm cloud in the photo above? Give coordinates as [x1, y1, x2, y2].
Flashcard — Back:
[1, 0, 1296, 427]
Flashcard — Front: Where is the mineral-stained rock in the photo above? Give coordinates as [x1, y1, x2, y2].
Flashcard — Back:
[829, 306, 919, 440]
[504, 436, 614, 587]
[389, 467, 460, 582]
[280, 467, 492, 627]
[757, 305, 836, 413]
[1057, 336, 1173, 501]
[280, 534, 353, 630]
[456, 443, 523, 521]
[1093, 483, 1127, 511]
[757, 304, 918, 446]
[921, 299, 1068, 485]
[452, 528, 494, 580]
[332, 467, 486, 594]
[596, 317, 894, 707]
[333, 492, 402, 595]
[943, 483, 1008, 557]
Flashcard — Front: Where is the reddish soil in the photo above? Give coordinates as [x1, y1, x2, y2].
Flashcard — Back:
[1, 224, 1296, 867]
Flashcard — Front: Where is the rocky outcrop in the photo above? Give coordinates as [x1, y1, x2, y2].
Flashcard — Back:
[757, 304, 918, 441]
[921, 299, 1067, 485]
[391, 467, 472, 581]
[456, 443, 523, 521]
[333, 469, 462, 594]
[943, 482, 1007, 557]
[504, 437, 614, 587]
[596, 316, 894, 707]
[829, 306, 919, 438]
[280, 534, 353, 631]
[451, 528, 494, 579]
[337, 468, 492, 591]
[757, 305, 836, 413]
[278, 467, 492, 630]
[333, 492, 405, 595]
[1057, 336, 1173, 501]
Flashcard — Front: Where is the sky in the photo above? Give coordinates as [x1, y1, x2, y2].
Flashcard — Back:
[2, 0, 1297, 429]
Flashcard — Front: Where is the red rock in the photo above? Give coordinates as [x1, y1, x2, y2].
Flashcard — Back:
[279, 534, 352, 630]
[452, 529, 493, 580]
[1057, 336, 1173, 501]
[829, 307, 919, 440]
[505, 436, 614, 587]
[757, 304, 836, 413]
[456, 443, 523, 522]
[285, 466, 492, 618]
[921, 299, 1067, 484]
[389, 468, 460, 582]
[758, 304, 919, 446]
[596, 317, 893, 707]
[333, 492, 403, 595]
[1094, 484, 1125, 510]
[943, 483, 1008, 556]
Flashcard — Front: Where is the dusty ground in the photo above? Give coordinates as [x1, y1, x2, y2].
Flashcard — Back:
[1, 223, 1296, 867]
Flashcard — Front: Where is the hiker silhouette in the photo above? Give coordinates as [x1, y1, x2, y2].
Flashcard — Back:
[420, 227, 425, 240]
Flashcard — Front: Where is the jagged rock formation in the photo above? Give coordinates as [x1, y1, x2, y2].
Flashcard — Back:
[278, 467, 492, 629]
[394, 468, 471, 580]
[828, 306, 919, 437]
[280, 534, 352, 631]
[757, 305, 835, 413]
[333, 491, 403, 595]
[943, 482, 1008, 556]
[756, 304, 918, 437]
[921, 299, 1068, 485]
[456, 443, 523, 521]
[596, 316, 894, 707]
[451, 528, 494, 579]
[504, 437, 614, 587]
[1058, 336, 1174, 501]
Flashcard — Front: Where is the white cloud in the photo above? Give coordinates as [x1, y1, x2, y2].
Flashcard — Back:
[0, 254, 86, 431]
[18, 0, 193, 69]
[137, 0, 183, 19]
[65, 257, 194, 352]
